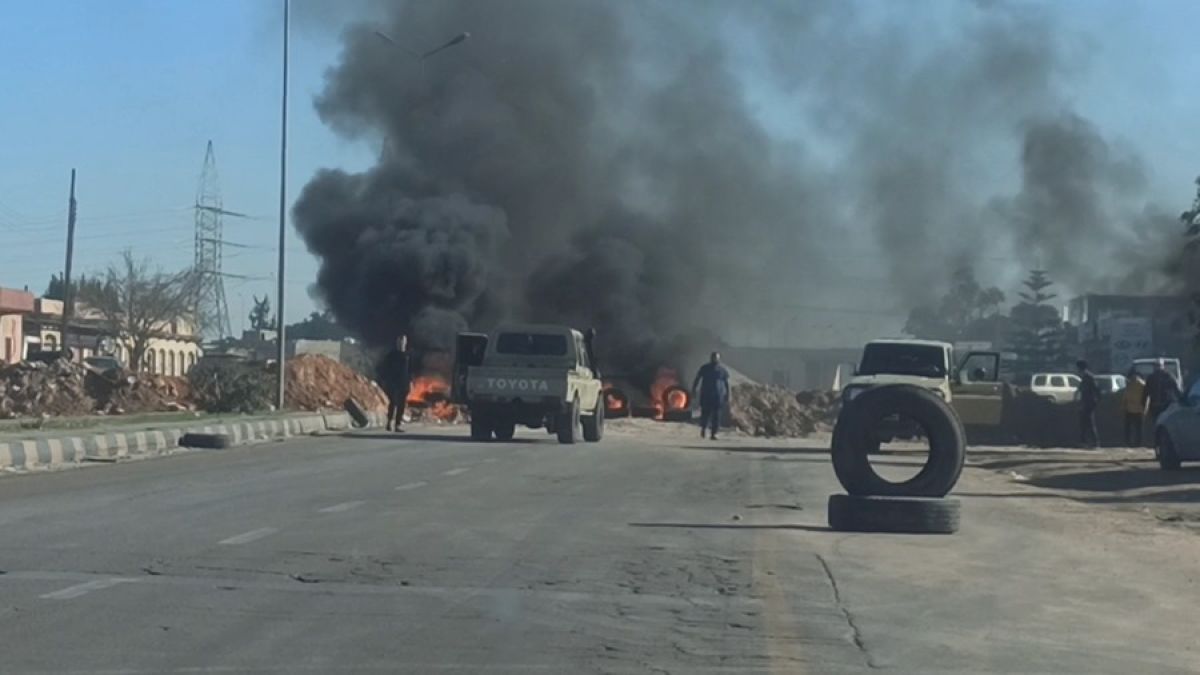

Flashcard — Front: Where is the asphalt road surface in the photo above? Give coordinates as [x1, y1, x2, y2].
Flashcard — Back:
[1, 422, 1197, 674]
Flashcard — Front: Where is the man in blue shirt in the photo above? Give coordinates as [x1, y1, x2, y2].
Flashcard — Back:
[692, 351, 729, 440]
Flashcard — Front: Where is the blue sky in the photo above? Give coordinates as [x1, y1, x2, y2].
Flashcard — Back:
[2, 0, 1200, 335]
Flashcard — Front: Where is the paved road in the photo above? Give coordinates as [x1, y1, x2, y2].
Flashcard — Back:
[1, 424, 1197, 673]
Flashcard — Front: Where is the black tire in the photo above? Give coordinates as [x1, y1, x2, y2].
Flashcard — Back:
[1156, 429, 1182, 471]
[343, 398, 370, 428]
[180, 432, 231, 449]
[832, 385, 966, 497]
[828, 494, 960, 534]
[582, 396, 604, 442]
[557, 397, 580, 444]
[493, 419, 516, 441]
[470, 413, 492, 442]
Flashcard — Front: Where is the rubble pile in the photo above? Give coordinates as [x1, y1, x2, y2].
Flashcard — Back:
[285, 354, 387, 412]
[728, 383, 836, 437]
[100, 375, 194, 414]
[0, 360, 97, 418]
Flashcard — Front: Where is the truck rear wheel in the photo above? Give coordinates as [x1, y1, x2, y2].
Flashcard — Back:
[557, 397, 580, 444]
[470, 413, 492, 441]
[494, 420, 516, 441]
[582, 396, 604, 442]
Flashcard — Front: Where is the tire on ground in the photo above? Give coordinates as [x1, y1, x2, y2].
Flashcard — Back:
[493, 419, 516, 441]
[827, 494, 960, 534]
[557, 396, 580, 444]
[1156, 429, 1182, 470]
[343, 398, 370, 428]
[179, 432, 231, 449]
[582, 395, 604, 442]
[832, 384, 965, 497]
[469, 412, 492, 442]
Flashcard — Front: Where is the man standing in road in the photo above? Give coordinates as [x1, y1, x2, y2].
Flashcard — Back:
[1121, 366, 1147, 447]
[378, 335, 412, 432]
[692, 351, 729, 440]
[1143, 359, 1181, 428]
[1076, 360, 1100, 449]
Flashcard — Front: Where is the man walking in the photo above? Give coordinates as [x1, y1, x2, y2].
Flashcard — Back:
[692, 351, 729, 440]
[378, 335, 412, 432]
[1075, 360, 1100, 449]
[1143, 359, 1181, 427]
[1121, 367, 1147, 447]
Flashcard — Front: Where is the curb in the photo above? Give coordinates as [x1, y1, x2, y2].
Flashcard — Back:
[0, 410, 386, 472]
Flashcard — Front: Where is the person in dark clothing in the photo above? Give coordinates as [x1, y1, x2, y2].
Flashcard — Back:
[1143, 359, 1181, 427]
[692, 351, 729, 440]
[378, 335, 412, 432]
[1076, 360, 1100, 449]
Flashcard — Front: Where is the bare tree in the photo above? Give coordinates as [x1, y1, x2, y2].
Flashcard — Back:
[79, 250, 201, 372]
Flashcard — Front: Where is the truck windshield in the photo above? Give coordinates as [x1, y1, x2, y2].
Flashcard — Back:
[496, 333, 568, 356]
[859, 344, 946, 378]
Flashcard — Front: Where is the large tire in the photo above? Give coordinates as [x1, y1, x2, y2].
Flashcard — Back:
[493, 419, 516, 441]
[557, 397, 580, 444]
[828, 494, 960, 534]
[1156, 429, 1182, 471]
[470, 413, 492, 442]
[180, 432, 231, 449]
[582, 396, 604, 442]
[832, 385, 965, 497]
[343, 398, 370, 428]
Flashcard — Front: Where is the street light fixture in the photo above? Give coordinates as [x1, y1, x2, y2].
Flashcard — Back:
[373, 30, 471, 60]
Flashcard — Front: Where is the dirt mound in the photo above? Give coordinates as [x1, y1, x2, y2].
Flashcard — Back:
[728, 384, 837, 437]
[286, 354, 387, 412]
[0, 359, 96, 418]
[102, 375, 194, 414]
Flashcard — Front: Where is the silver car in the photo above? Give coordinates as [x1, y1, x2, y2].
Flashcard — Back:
[1154, 379, 1200, 470]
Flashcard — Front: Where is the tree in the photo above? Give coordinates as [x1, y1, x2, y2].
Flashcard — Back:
[44, 273, 109, 302]
[904, 267, 1008, 343]
[248, 295, 273, 331]
[286, 310, 348, 341]
[1180, 176, 1200, 350]
[1007, 270, 1067, 376]
[78, 251, 201, 373]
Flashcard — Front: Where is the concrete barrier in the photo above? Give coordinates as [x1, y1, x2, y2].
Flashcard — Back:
[0, 411, 374, 472]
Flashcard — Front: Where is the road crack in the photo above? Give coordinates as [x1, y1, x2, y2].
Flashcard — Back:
[815, 553, 881, 669]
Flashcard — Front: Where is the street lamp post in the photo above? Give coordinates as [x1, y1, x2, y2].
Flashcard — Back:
[275, 0, 289, 411]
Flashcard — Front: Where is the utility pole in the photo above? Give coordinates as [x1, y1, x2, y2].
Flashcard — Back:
[61, 169, 77, 358]
[275, 0, 289, 411]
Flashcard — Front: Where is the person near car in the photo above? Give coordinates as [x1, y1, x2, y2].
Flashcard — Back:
[692, 351, 729, 440]
[1143, 359, 1181, 426]
[1121, 367, 1147, 447]
[377, 335, 412, 432]
[1075, 360, 1100, 449]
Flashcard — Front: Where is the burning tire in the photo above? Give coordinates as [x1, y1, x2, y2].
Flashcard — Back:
[827, 495, 960, 534]
[557, 396, 580, 444]
[582, 396, 604, 442]
[831, 384, 965, 498]
[603, 387, 629, 418]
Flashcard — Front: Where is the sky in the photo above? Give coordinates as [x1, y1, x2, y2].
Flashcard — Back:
[2, 0, 1199, 342]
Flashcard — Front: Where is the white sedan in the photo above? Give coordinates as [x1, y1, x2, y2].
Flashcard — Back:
[1154, 379, 1200, 470]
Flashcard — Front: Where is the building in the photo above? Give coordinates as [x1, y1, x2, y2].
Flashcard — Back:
[22, 299, 202, 376]
[0, 287, 35, 364]
[1066, 294, 1195, 374]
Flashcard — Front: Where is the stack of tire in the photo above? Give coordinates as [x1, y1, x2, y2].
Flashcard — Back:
[828, 385, 965, 534]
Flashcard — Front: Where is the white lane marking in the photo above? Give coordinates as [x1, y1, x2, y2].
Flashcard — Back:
[442, 467, 470, 476]
[40, 577, 135, 600]
[395, 481, 427, 491]
[218, 527, 279, 545]
[318, 500, 365, 514]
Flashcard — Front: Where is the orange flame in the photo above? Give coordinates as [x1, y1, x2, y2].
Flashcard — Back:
[649, 368, 683, 420]
[603, 386, 628, 414]
[665, 386, 690, 411]
[407, 375, 458, 422]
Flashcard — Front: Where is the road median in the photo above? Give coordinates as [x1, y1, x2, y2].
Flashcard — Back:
[0, 409, 384, 472]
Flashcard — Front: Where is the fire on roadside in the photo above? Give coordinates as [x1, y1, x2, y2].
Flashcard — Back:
[407, 375, 458, 422]
[603, 385, 629, 416]
[649, 368, 689, 420]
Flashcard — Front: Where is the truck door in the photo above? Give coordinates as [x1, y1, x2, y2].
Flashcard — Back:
[951, 352, 1003, 425]
[451, 333, 488, 404]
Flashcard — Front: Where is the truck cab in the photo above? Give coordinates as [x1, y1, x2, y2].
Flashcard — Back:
[452, 323, 604, 444]
[841, 339, 1003, 426]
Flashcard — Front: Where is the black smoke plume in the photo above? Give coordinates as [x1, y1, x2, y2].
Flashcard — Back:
[293, 0, 1185, 370]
